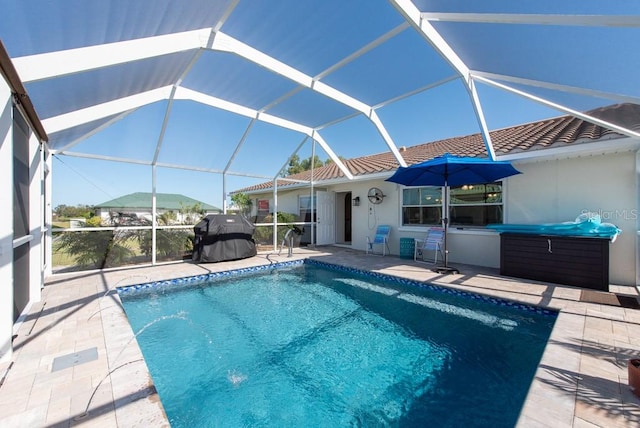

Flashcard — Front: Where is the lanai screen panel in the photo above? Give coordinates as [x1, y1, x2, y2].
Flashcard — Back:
[375, 79, 481, 147]
[230, 121, 310, 177]
[319, 115, 391, 160]
[412, 0, 638, 14]
[221, 0, 406, 76]
[485, 82, 626, 116]
[266, 89, 360, 129]
[182, 51, 302, 111]
[435, 23, 640, 98]
[473, 84, 573, 132]
[46, 114, 129, 151]
[26, 52, 196, 120]
[52, 157, 152, 206]
[1, 0, 234, 56]
[322, 29, 458, 106]
[156, 102, 256, 172]
[60, 102, 167, 162]
[0, 0, 638, 182]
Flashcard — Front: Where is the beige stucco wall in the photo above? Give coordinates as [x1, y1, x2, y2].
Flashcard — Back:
[332, 180, 401, 247]
[506, 151, 637, 286]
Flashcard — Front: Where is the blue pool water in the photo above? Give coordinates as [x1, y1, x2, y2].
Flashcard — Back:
[119, 260, 556, 427]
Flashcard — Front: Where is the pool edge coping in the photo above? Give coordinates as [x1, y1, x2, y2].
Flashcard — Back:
[117, 257, 558, 320]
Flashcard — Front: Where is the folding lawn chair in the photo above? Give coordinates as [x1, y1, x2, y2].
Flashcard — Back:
[366, 225, 391, 256]
[414, 227, 445, 264]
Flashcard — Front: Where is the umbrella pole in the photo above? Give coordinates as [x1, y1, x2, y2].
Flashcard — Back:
[432, 180, 459, 275]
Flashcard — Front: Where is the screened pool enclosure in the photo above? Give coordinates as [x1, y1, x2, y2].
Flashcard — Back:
[2, 0, 640, 359]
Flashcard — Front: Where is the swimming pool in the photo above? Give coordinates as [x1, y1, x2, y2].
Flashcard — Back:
[119, 259, 556, 427]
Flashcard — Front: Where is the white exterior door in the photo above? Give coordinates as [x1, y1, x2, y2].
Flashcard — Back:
[316, 190, 335, 245]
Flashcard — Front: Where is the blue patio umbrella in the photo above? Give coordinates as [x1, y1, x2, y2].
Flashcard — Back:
[386, 153, 521, 274]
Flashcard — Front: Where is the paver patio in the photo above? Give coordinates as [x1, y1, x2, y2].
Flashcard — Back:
[1, 247, 639, 427]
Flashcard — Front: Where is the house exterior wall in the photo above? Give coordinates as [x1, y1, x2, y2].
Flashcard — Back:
[507, 151, 637, 286]
[247, 150, 638, 286]
[251, 190, 318, 220]
[270, 191, 300, 219]
[335, 180, 400, 249]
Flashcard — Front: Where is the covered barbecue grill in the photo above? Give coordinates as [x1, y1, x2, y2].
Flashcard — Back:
[192, 214, 257, 262]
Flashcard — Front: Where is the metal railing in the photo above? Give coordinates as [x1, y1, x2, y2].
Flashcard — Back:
[51, 225, 194, 273]
[51, 221, 313, 273]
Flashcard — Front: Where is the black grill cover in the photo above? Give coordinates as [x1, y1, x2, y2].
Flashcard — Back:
[192, 214, 257, 262]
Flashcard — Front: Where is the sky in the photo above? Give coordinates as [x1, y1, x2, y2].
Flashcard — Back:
[50, 82, 563, 210]
[1, 1, 635, 210]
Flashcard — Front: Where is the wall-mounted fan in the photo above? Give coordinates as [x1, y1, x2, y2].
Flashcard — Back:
[367, 187, 385, 204]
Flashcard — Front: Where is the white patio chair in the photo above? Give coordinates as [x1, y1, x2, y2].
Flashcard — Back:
[366, 225, 391, 256]
[414, 227, 445, 264]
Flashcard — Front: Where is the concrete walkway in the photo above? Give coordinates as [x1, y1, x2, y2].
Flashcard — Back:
[1, 247, 639, 427]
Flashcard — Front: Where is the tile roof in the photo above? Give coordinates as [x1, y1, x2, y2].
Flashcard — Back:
[236, 103, 640, 193]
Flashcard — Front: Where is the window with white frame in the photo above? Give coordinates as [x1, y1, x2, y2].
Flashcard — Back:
[402, 183, 504, 227]
[449, 182, 503, 226]
[401, 187, 442, 226]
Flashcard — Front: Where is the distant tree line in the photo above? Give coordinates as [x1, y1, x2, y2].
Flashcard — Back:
[284, 154, 345, 176]
[54, 204, 95, 219]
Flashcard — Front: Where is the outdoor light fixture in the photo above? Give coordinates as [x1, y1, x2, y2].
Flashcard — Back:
[353, 196, 360, 206]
